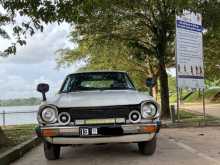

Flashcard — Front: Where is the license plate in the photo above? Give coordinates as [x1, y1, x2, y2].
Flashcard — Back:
[79, 127, 98, 136]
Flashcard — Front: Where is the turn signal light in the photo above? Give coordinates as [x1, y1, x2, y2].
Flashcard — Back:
[42, 129, 59, 137]
[142, 125, 157, 133]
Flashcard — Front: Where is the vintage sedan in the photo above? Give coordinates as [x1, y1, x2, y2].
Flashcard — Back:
[35, 71, 161, 160]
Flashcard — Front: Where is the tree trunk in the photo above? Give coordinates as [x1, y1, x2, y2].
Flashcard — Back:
[159, 60, 170, 118]
[156, 25, 170, 118]
[152, 81, 158, 100]
[0, 127, 9, 148]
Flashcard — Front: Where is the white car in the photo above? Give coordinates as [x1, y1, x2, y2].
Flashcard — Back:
[35, 71, 161, 160]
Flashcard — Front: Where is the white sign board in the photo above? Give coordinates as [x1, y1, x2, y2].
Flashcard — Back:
[176, 11, 205, 89]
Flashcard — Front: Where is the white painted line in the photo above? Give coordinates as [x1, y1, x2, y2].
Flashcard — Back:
[197, 153, 220, 164]
[169, 138, 197, 153]
[169, 138, 220, 165]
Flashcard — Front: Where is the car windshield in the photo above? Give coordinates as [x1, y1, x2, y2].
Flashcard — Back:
[60, 72, 135, 92]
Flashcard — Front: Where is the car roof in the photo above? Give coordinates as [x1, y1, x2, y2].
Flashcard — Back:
[67, 70, 127, 77]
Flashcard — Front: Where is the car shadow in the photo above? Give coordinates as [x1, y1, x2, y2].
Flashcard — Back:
[45, 143, 156, 165]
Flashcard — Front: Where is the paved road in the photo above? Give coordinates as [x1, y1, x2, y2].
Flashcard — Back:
[182, 103, 220, 118]
[13, 127, 220, 165]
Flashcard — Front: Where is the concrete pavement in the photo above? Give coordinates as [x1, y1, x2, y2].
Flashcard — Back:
[12, 127, 220, 165]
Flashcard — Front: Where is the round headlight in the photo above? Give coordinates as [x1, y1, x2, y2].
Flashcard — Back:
[129, 110, 141, 123]
[41, 106, 58, 123]
[141, 103, 157, 118]
[58, 112, 71, 125]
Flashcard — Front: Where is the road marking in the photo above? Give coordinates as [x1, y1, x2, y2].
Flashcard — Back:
[169, 138, 220, 165]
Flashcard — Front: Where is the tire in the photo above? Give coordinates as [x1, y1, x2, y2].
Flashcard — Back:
[138, 136, 157, 155]
[44, 142, 61, 160]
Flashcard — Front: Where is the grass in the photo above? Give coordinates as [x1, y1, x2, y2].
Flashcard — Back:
[0, 124, 37, 153]
[170, 88, 220, 103]
[177, 110, 219, 123]
[185, 88, 220, 103]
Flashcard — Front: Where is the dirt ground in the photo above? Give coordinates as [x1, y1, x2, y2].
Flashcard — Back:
[183, 103, 220, 118]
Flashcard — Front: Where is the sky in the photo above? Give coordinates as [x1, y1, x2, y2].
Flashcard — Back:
[0, 22, 84, 100]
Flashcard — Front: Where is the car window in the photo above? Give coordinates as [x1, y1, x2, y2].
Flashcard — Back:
[81, 80, 114, 88]
[60, 72, 135, 92]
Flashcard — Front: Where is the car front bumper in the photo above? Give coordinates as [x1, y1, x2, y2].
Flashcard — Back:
[44, 133, 156, 145]
[36, 122, 161, 145]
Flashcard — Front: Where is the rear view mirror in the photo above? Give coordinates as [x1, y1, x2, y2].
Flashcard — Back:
[37, 83, 49, 101]
[145, 78, 156, 87]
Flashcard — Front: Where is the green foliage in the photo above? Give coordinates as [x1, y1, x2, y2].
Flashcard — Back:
[168, 75, 176, 96]
[0, 124, 36, 151]
[184, 88, 220, 103]
[0, 97, 40, 106]
[57, 38, 159, 91]
[170, 87, 220, 103]
[178, 110, 218, 123]
[204, 32, 220, 84]
[0, 0, 219, 56]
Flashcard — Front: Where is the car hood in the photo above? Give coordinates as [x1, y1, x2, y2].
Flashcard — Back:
[45, 90, 154, 108]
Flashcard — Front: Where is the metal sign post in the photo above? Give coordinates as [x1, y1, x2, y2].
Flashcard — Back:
[176, 87, 180, 121]
[202, 88, 206, 124]
[175, 18, 180, 122]
[175, 11, 205, 122]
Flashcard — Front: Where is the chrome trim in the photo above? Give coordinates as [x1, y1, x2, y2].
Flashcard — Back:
[125, 119, 152, 124]
[40, 123, 158, 136]
[75, 118, 126, 126]
[44, 119, 153, 127]
[45, 133, 155, 145]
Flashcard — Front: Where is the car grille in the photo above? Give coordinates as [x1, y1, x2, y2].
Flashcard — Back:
[58, 104, 140, 120]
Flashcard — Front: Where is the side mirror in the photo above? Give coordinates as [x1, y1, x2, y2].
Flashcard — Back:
[37, 83, 49, 101]
[145, 78, 156, 87]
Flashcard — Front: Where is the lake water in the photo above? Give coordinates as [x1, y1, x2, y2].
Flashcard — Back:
[0, 106, 38, 125]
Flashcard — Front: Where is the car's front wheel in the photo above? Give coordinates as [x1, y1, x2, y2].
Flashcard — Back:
[138, 136, 157, 155]
[44, 142, 61, 160]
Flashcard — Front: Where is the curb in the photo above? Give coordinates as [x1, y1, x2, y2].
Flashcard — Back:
[0, 136, 41, 165]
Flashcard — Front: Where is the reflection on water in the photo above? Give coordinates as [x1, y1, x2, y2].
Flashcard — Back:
[0, 106, 38, 125]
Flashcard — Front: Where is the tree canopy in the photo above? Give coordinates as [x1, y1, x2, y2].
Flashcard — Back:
[204, 28, 220, 85]
[57, 36, 161, 92]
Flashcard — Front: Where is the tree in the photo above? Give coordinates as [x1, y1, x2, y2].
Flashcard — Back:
[55, 0, 220, 117]
[204, 29, 220, 86]
[0, 9, 12, 148]
[55, 0, 179, 117]
[0, 0, 219, 117]
[0, 6, 37, 55]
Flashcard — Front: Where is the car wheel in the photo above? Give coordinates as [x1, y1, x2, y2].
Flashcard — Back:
[44, 142, 61, 160]
[138, 136, 157, 155]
